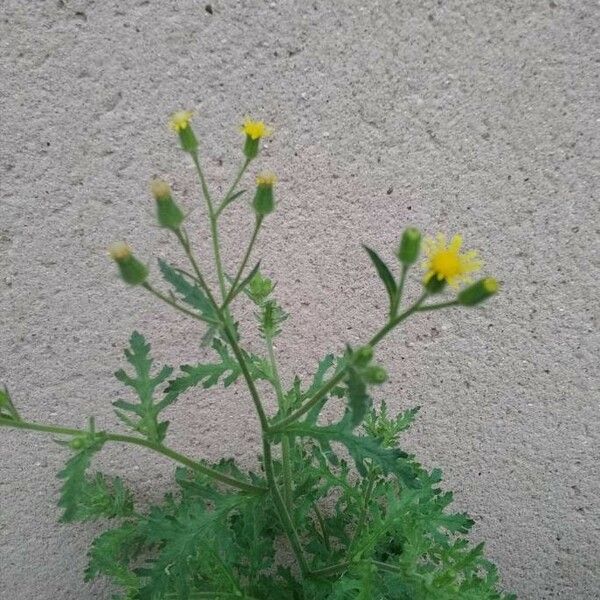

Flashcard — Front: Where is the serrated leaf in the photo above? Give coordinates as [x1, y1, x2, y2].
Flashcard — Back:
[363, 245, 397, 310]
[113, 331, 175, 443]
[158, 259, 218, 323]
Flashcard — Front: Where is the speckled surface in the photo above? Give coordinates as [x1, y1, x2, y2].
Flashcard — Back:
[1, 1, 599, 598]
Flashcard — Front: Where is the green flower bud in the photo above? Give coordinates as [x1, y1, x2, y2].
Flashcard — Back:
[458, 277, 499, 306]
[253, 173, 276, 216]
[397, 227, 421, 265]
[354, 345, 374, 366]
[424, 276, 446, 294]
[109, 243, 149, 286]
[364, 365, 388, 385]
[151, 179, 184, 231]
[169, 110, 198, 153]
[248, 272, 274, 301]
[69, 437, 84, 450]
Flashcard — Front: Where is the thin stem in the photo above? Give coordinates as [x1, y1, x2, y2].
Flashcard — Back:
[191, 154, 228, 301]
[216, 158, 251, 217]
[266, 334, 293, 509]
[142, 282, 219, 326]
[417, 299, 459, 312]
[222, 327, 270, 431]
[309, 561, 351, 578]
[370, 559, 403, 574]
[262, 438, 310, 576]
[367, 292, 428, 347]
[272, 293, 429, 431]
[222, 216, 263, 309]
[313, 503, 331, 551]
[390, 264, 408, 317]
[0, 417, 265, 494]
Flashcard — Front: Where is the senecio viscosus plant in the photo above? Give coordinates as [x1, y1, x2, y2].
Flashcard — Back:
[0, 111, 514, 600]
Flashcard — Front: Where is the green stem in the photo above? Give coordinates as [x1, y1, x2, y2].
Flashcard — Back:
[309, 561, 351, 578]
[0, 417, 265, 494]
[390, 265, 408, 317]
[191, 153, 228, 301]
[216, 158, 251, 217]
[272, 294, 428, 431]
[417, 299, 459, 312]
[313, 503, 331, 551]
[222, 327, 270, 432]
[262, 438, 310, 576]
[142, 282, 219, 326]
[265, 334, 293, 509]
[222, 215, 263, 309]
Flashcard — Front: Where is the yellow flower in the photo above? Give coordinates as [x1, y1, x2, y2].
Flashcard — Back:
[242, 118, 272, 140]
[256, 172, 277, 187]
[108, 242, 132, 262]
[169, 110, 194, 133]
[422, 234, 482, 289]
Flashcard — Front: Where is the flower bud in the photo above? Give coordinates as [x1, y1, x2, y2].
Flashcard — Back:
[242, 119, 271, 159]
[69, 437, 85, 450]
[109, 242, 148, 285]
[364, 365, 388, 385]
[397, 227, 421, 265]
[354, 345, 374, 366]
[248, 272, 274, 301]
[151, 179, 184, 231]
[458, 277, 499, 306]
[253, 173, 276, 216]
[169, 110, 198, 153]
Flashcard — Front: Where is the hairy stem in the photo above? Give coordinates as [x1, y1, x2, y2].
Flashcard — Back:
[0, 417, 265, 494]
[222, 215, 263, 309]
[390, 264, 408, 317]
[216, 157, 251, 217]
[262, 438, 310, 576]
[265, 334, 293, 509]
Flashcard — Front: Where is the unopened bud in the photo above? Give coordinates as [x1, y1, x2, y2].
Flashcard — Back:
[69, 437, 84, 450]
[458, 277, 499, 306]
[248, 272, 273, 301]
[354, 345, 374, 366]
[151, 179, 184, 231]
[253, 173, 276, 216]
[169, 110, 198, 153]
[109, 242, 148, 285]
[397, 227, 421, 265]
[364, 365, 388, 385]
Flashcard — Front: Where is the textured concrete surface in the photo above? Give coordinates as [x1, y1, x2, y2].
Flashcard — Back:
[1, 1, 599, 598]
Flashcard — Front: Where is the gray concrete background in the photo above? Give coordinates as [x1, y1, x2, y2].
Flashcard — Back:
[1, 1, 598, 598]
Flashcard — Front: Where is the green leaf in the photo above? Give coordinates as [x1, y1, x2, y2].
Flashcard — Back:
[364, 402, 421, 447]
[277, 415, 413, 481]
[0, 386, 20, 421]
[259, 299, 288, 338]
[363, 245, 397, 310]
[158, 258, 218, 323]
[113, 331, 174, 443]
[57, 435, 133, 523]
[85, 522, 143, 590]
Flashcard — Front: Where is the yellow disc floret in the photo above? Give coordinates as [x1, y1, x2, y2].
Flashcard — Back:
[242, 118, 272, 140]
[169, 110, 194, 133]
[108, 242, 132, 262]
[150, 179, 172, 201]
[423, 234, 482, 289]
[256, 172, 277, 187]
[483, 277, 499, 293]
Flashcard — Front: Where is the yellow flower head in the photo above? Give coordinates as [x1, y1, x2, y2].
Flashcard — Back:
[256, 172, 277, 187]
[108, 242, 132, 262]
[423, 234, 482, 289]
[242, 118, 272, 140]
[169, 110, 194, 133]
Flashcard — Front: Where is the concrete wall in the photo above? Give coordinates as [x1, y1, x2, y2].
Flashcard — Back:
[1, 1, 598, 598]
